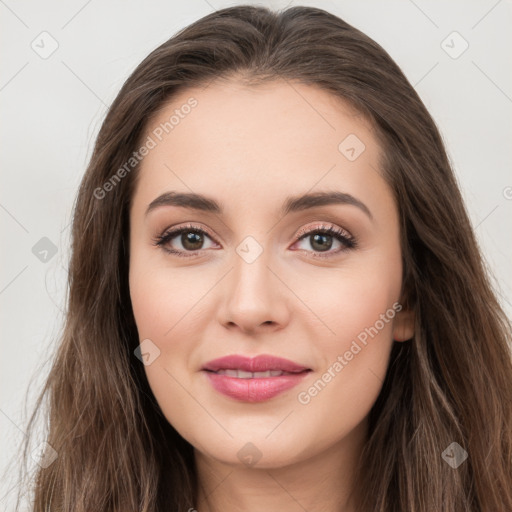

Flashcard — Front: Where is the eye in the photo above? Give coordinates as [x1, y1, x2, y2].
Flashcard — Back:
[152, 223, 219, 257]
[152, 222, 357, 259]
[291, 223, 357, 258]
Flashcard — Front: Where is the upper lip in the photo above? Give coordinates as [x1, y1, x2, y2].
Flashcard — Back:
[202, 354, 311, 373]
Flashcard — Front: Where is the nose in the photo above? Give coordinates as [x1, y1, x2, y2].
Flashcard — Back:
[216, 245, 290, 334]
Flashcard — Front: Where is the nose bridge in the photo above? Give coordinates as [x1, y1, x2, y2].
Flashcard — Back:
[218, 234, 288, 331]
[231, 236, 274, 306]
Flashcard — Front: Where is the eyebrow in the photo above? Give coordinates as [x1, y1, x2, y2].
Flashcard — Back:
[145, 190, 373, 220]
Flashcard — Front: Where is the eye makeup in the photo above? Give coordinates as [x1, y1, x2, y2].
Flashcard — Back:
[151, 222, 357, 259]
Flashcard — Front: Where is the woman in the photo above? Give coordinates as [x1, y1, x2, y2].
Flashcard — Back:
[17, 5, 512, 511]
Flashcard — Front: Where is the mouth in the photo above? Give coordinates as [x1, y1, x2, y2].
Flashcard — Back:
[201, 354, 312, 402]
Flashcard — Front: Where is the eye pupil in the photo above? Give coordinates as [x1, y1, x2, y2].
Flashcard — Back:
[311, 233, 332, 252]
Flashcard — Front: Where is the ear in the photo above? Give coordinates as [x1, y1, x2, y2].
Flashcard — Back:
[392, 306, 415, 342]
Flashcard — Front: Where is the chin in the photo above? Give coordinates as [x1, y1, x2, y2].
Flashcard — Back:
[192, 433, 310, 470]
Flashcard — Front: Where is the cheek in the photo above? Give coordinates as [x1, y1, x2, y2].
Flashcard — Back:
[304, 251, 401, 348]
[129, 262, 208, 339]
[129, 265, 205, 433]
[293, 253, 401, 423]
[329, 278, 398, 352]
[128, 262, 210, 379]
[292, 301, 396, 451]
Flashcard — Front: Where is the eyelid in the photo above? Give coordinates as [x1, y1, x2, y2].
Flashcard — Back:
[160, 222, 218, 242]
[294, 222, 353, 241]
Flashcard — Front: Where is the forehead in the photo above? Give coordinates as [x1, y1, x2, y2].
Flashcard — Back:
[131, 79, 392, 222]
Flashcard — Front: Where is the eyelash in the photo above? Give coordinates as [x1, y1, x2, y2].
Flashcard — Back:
[152, 222, 357, 259]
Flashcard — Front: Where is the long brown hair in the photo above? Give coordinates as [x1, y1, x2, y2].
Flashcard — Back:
[14, 5, 512, 511]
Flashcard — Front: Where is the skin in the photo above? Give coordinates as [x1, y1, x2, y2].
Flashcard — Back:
[128, 78, 415, 512]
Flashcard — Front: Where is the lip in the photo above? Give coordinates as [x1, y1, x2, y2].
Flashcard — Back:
[202, 354, 310, 373]
[202, 354, 312, 402]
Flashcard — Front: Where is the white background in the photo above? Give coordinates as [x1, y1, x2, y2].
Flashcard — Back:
[1, 0, 511, 509]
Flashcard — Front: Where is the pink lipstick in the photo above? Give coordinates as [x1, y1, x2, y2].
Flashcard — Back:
[202, 354, 312, 402]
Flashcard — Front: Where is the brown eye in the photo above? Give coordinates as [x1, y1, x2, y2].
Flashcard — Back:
[308, 232, 334, 252]
[292, 224, 356, 258]
[153, 224, 218, 257]
[180, 231, 205, 251]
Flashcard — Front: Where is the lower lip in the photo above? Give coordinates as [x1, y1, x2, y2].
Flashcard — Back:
[203, 370, 311, 402]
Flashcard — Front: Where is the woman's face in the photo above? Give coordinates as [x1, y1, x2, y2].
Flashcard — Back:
[128, 79, 414, 468]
